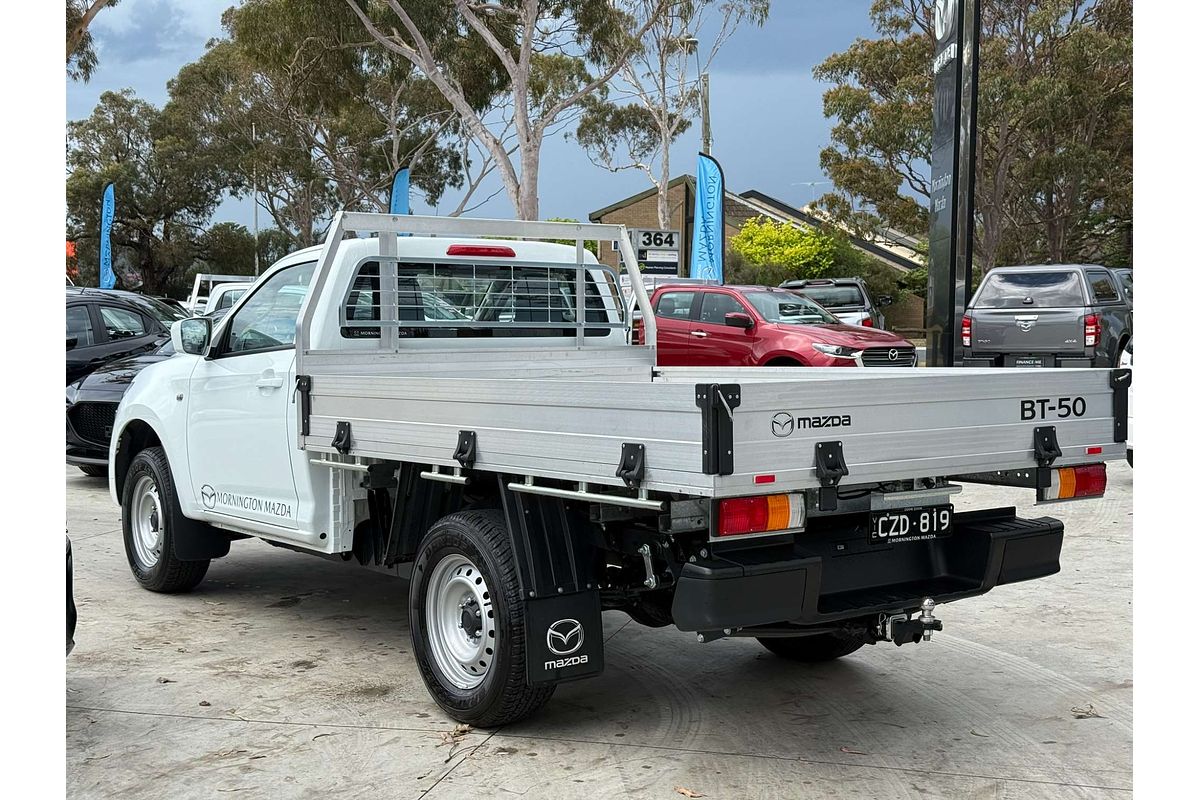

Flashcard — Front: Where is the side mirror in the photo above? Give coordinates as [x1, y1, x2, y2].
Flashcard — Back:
[725, 312, 755, 330]
[172, 317, 212, 356]
[878, 295, 894, 307]
[66, 336, 78, 351]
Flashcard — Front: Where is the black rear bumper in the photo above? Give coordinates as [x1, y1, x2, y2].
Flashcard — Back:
[671, 507, 1062, 631]
[963, 353, 1095, 368]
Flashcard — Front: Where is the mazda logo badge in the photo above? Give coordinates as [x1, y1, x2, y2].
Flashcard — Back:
[771, 412, 794, 438]
[547, 619, 583, 656]
[200, 484, 217, 510]
[888, 348, 899, 361]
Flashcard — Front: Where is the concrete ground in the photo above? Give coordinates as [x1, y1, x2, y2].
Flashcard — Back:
[66, 464, 1132, 799]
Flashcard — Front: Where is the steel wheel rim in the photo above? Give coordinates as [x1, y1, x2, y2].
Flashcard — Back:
[425, 553, 496, 690]
[130, 474, 164, 569]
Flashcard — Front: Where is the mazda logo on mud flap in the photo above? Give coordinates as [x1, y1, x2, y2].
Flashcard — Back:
[200, 484, 217, 510]
[546, 619, 583, 656]
[771, 412, 795, 438]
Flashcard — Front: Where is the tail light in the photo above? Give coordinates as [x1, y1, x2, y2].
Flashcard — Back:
[1084, 314, 1100, 347]
[961, 315, 972, 348]
[860, 318, 873, 327]
[717, 494, 805, 537]
[1040, 463, 1106, 501]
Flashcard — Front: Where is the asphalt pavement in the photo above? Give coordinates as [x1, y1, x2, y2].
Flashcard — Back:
[66, 463, 1132, 799]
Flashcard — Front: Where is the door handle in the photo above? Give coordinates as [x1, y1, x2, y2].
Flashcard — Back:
[690, 331, 708, 338]
[256, 373, 285, 389]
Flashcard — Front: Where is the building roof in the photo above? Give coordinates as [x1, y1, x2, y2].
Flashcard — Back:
[587, 175, 695, 222]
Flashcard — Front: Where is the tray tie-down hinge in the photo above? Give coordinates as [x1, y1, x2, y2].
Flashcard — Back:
[814, 440, 849, 512]
[615, 442, 646, 488]
[332, 421, 353, 455]
[295, 375, 312, 436]
[1033, 426, 1061, 467]
[454, 430, 478, 469]
[695, 384, 741, 476]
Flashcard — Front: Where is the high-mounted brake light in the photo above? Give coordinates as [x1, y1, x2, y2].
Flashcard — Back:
[961, 315, 972, 348]
[1084, 314, 1100, 347]
[446, 244, 516, 258]
[716, 493, 805, 537]
[1040, 463, 1107, 502]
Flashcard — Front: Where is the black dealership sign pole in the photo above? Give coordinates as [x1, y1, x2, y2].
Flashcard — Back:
[926, 0, 981, 367]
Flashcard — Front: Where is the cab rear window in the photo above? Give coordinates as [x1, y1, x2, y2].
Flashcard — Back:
[341, 260, 614, 339]
[974, 272, 1086, 308]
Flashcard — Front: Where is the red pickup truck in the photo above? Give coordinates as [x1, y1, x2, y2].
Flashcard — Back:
[648, 284, 917, 367]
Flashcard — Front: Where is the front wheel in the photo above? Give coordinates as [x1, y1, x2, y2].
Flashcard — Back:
[409, 510, 555, 727]
[121, 447, 209, 593]
[757, 631, 866, 662]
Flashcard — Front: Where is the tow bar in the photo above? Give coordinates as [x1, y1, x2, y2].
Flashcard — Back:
[879, 598, 943, 646]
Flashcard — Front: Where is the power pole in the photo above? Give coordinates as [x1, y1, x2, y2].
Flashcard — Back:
[699, 72, 712, 154]
[252, 122, 260, 277]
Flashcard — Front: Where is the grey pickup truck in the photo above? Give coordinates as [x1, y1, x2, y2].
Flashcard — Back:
[962, 264, 1132, 368]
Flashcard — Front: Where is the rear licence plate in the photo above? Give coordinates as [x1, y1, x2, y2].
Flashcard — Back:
[869, 506, 953, 544]
[1011, 356, 1046, 367]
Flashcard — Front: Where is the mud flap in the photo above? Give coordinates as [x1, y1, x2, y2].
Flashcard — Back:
[524, 590, 604, 685]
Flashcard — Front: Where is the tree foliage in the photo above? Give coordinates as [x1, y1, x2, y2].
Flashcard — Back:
[166, 0, 478, 248]
[67, 0, 118, 82]
[347, 0, 674, 219]
[814, 0, 1132, 269]
[66, 90, 227, 296]
[574, 0, 768, 229]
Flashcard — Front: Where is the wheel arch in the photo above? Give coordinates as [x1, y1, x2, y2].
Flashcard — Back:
[113, 418, 163, 502]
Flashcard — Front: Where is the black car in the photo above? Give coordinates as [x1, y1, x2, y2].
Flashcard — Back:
[66, 339, 175, 477]
[66, 287, 187, 385]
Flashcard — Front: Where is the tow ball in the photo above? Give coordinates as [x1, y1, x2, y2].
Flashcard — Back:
[880, 598, 943, 646]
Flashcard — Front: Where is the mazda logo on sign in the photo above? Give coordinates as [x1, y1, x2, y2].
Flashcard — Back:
[934, 0, 957, 42]
[547, 619, 583, 656]
[771, 412, 795, 438]
[200, 484, 217, 510]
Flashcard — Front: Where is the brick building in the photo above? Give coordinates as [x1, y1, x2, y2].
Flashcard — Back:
[588, 176, 928, 334]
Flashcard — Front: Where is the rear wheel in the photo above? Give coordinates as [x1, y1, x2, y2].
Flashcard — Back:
[409, 510, 555, 727]
[77, 464, 108, 478]
[757, 631, 866, 662]
[120, 447, 209, 593]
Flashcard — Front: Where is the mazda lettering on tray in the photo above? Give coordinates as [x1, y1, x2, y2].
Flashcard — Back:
[771, 412, 852, 437]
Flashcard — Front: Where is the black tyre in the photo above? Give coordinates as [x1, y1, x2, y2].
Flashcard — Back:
[77, 464, 108, 478]
[1126, 447, 1133, 467]
[757, 631, 866, 662]
[120, 447, 210, 593]
[409, 510, 555, 727]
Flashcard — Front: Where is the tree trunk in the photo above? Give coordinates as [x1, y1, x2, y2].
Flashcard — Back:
[656, 128, 671, 230]
[516, 136, 541, 220]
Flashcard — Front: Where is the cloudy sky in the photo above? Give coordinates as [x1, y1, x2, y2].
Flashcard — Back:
[66, 0, 878, 228]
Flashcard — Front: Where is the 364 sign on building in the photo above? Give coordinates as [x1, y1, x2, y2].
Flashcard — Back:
[629, 228, 681, 275]
[632, 229, 679, 250]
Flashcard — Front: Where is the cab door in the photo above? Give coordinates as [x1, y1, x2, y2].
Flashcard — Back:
[186, 261, 315, 531]
[691, 291, 757, 365]
[651, 290, 699, 366]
